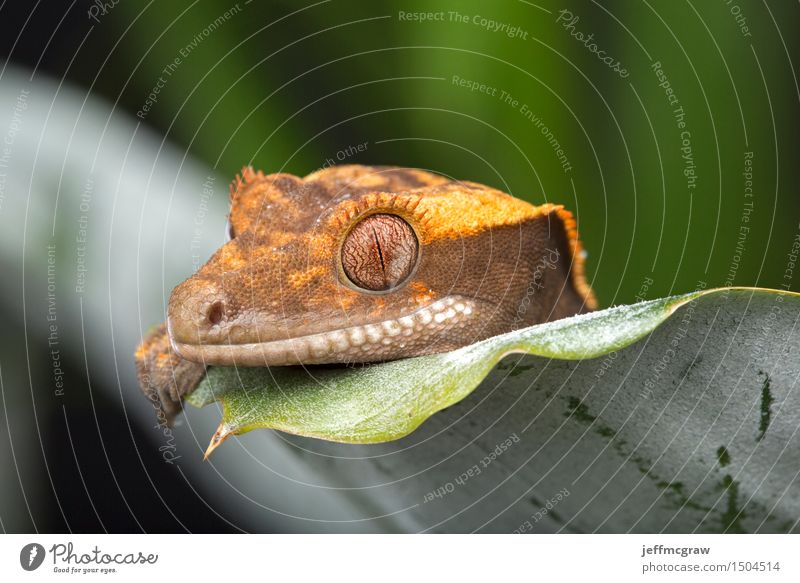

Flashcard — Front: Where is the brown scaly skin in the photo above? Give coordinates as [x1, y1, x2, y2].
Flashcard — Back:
[135, 165, 597, 423]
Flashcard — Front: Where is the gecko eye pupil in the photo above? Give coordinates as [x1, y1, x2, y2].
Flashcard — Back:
[341, 214, 418, 292]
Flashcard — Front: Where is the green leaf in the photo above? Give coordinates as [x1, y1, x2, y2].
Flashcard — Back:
[187, 287, 796, 451]
[187, 286, 800, 532]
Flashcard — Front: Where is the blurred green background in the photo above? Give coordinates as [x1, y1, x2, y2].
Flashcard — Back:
[0, 0, 798, 533]
[103, 0, 800, 302]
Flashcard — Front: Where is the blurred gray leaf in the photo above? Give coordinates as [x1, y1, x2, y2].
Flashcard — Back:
[195, 288, 798, 532]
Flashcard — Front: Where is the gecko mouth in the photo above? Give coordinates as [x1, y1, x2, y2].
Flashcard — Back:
[170, 296, 478, 366]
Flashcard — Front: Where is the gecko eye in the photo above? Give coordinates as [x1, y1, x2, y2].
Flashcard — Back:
[341, 214, 418, 291]
[226, 217, 235, 240]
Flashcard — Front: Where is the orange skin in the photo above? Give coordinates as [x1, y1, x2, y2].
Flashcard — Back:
[135, 165, 596, 423]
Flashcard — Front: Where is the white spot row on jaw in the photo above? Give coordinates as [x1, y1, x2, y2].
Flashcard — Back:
[173, 295, 477, 366]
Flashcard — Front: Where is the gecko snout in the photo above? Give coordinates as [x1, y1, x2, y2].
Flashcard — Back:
[167, 278, 231, 347]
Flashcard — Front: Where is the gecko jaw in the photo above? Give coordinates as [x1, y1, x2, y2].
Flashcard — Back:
[170, 296, 477, 366]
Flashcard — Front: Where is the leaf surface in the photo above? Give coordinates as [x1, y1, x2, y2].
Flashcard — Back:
[188, 287, 793, 447]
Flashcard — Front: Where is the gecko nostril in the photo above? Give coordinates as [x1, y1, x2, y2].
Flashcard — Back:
[207, 301, 225, 325]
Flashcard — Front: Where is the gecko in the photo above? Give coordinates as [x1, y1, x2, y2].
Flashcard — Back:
[135, 165, 596, 424]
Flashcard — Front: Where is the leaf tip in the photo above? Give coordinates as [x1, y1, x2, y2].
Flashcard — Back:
[204, 423, 234, 459]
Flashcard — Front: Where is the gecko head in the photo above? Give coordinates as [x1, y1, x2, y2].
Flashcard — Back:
[167, 165, 594, 366]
